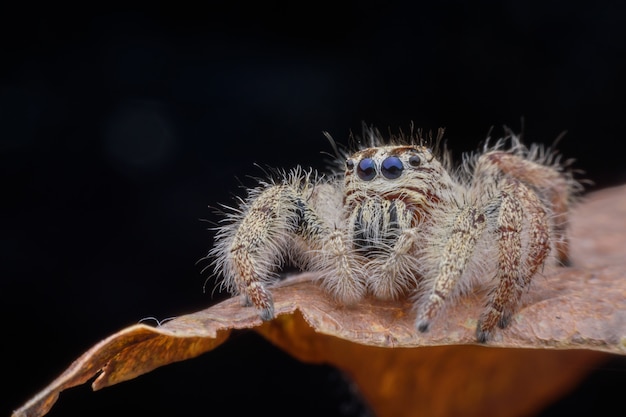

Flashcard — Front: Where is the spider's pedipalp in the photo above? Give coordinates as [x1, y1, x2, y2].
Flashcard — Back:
[366, 228, 422, 300]
[315, 230, 367, 304]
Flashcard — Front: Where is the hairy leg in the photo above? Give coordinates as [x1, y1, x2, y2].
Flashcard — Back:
[222, 185, 294, 320]
[415, 206, 487, 332]
[476, 179, 551, 342]
[214, 176, 332, 320]
[475, 179, 523, 341]
[478, 150, 572, 263]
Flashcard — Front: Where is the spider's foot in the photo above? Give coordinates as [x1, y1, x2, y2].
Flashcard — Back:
[560, 256, 573, 268]
[415, 292, 443, 334]
[259, 305, 275, 321]
[476, 309, 514, 342]
[475, 324, 492, 344]
[415, 319, 430, 333]
[240, 294, 253, 307]
[245, 282, 275, 321]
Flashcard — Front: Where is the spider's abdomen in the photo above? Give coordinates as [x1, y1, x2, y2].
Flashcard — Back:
[349, 198, 415, 254]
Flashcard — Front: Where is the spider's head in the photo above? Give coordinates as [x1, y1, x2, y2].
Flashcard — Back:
[345, 145, 440, 185]
[344, 145, 449, 207]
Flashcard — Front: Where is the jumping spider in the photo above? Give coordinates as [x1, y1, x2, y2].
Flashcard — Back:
[208, 127, 580, 342]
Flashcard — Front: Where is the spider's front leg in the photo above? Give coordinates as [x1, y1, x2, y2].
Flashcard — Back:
[212, 178, 329, 321]
[415, 206, 488, 333]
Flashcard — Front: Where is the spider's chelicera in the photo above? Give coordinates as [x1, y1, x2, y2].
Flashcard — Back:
[207, 127, 581, 342]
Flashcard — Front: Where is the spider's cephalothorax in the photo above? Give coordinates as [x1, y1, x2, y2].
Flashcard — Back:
[208, 128, 580, 342]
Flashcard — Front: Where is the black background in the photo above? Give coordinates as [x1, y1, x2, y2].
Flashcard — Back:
[4, 2, 626, 417]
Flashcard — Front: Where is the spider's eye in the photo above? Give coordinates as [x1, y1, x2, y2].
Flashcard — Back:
[346, 159, 354, 170]
[357, 158, 376, 181]
[381, 156, 403, 179]
[408, 154, 421, 167]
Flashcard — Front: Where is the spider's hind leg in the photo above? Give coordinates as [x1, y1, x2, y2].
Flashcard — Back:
[476, 178, 550, 342]
[477, 149, 574, 265]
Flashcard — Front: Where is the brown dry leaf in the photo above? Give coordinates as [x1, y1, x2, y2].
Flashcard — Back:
[12, 185, 626, 417]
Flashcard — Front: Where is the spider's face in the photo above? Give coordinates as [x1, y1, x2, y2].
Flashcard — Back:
[342, 145, 443, 252]
[344, 145, 442, 200]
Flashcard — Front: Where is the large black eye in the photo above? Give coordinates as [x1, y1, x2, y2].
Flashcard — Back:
[381, 156, 403, 179]
[408, 154, 421, 167]
[357, 158, 376, 181]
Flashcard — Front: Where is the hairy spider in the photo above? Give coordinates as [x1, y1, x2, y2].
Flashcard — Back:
[207, 127, 580, 342]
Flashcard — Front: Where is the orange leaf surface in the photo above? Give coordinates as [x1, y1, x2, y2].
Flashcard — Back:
[12, 185, 626, 417]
